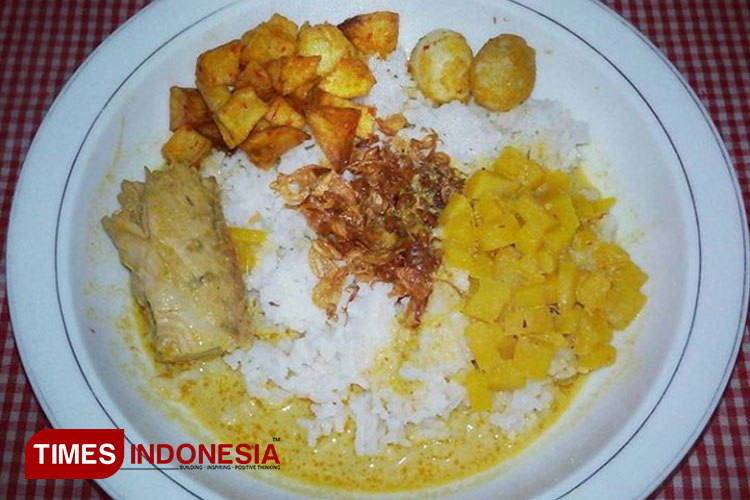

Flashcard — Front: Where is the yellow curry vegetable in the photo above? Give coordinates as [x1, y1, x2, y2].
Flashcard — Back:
[439, 147, 647, 410]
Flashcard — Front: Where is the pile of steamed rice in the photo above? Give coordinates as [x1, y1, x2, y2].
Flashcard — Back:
[214, 47, 590, 456]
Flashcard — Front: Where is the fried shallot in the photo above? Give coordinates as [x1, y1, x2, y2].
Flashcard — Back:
[273, 133, 464, 326]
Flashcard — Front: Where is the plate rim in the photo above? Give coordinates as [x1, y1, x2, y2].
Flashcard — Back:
[6, 0, 748, 499]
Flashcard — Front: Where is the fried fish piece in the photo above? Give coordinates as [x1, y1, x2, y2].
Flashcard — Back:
[102, 164, 250, 362]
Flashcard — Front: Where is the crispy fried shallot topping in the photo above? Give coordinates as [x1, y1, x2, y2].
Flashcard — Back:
[272, 133, 464, 326]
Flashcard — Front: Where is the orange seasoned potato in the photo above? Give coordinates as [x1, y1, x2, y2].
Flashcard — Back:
[192, 120, 225, 149]
[266, 55, 320, 95]
[309, 89, 375, 139]
[318, 56, 375, 98]
[240, 13, 298, 65]
[161, 125, 213, 165]
[214, 87, 269, 148]
[296, 22, 358, 76]
[168, 87, 211, 131]
[195, 40, 241, 88]
[239, 126, 310, 169]
[168, 87, 224, 148]
[409, 29, 473, 104]
[470, 34, 536, 111]
[264, 95, 306, 129]
[304, 104, 361, 169]
[338, 11, 399, 59]
[290, 78, 319, 102]
[235, 60, 275, 100]
[197, 83, 232, 113]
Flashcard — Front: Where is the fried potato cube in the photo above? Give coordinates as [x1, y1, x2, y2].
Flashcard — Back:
[376, 113, 408, 136]
[290, 78, 320, 101]
[161, 125, 213, 166]
[309, 89, 375, 139]
[192, 120, 225, 149]
[338, 11, 399, 59]
[318, 56, 376, 98]
[253, 118, 272, 131]
[297, 22, 358, 75]
[265, 95, 306, 129]
[165, 85, 224, 148]
[266, 55, 320, 95]
[240, 13, 298, 65]
[238, 125, 310, 169]
[304, 104, 360, 170]
[235, 60, 274, 101]
[409, 29, 473, 104]
[214, 87, 269, 148]
[197, 83, 232, 112]
[267, 13, 297, 35]
[196, 40, 242, 88]
[471, 34, 536, 111]
[169, 87, 211, 131]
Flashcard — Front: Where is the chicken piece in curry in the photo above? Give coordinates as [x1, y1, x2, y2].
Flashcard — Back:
[102, 163, 249, 362]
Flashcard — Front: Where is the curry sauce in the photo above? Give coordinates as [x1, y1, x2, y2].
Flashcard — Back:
[134, 305, 583, 493]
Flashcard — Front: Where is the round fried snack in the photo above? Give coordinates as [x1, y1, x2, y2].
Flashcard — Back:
[409, 29, 473, 104]
[470, 34, 536, 111]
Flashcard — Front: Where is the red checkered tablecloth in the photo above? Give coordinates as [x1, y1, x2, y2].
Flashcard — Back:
[1, 1, 748, 498]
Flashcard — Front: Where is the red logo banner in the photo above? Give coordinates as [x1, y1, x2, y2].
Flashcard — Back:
[25, 429, 125, 479]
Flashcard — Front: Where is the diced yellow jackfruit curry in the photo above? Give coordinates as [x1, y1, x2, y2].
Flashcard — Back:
[440, 147, 646, 411]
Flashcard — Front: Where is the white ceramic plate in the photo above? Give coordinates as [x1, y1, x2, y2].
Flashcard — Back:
[7, 0, 748, 498]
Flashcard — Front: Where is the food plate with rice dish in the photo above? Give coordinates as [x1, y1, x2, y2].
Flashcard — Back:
[7, 1, 747, 499]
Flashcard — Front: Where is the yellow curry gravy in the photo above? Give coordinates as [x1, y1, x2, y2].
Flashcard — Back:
[132, 304, 582, 493]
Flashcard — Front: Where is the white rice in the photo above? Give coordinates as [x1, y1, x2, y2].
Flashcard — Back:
[360, 47, 411, 117]
[216, 47, 590, 456]
[363, 48, 588, 171]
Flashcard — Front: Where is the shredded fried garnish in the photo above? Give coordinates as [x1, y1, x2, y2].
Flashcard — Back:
[272, 133, 464, 326]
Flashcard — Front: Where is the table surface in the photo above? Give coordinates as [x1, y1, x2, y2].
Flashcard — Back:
[1, 0, 748, 498]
